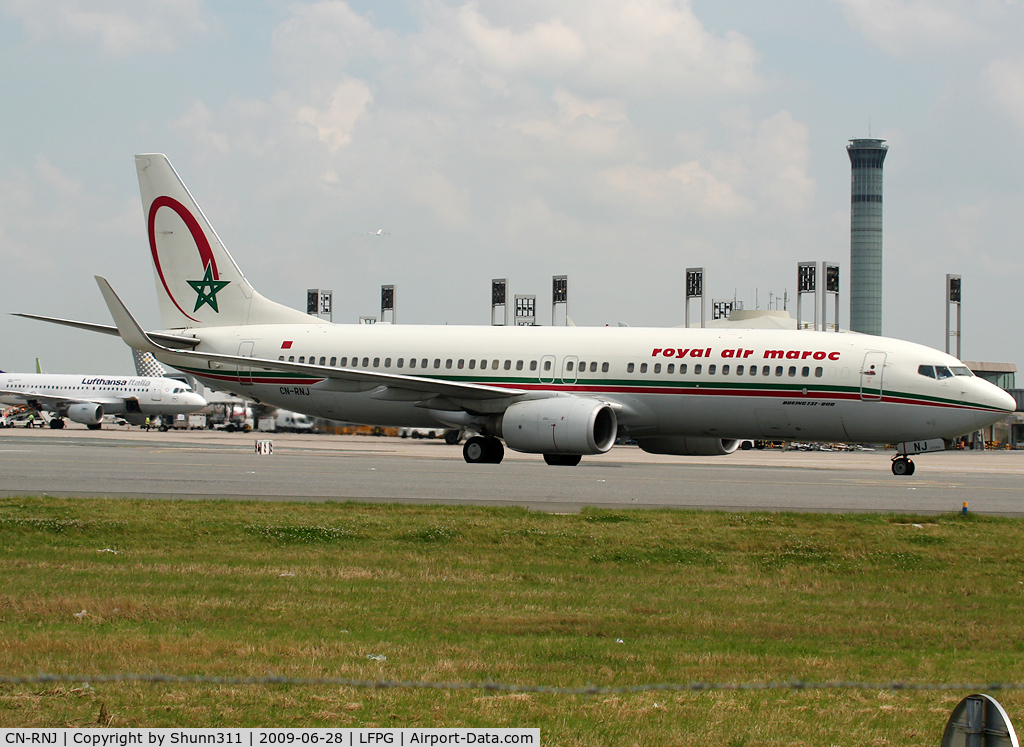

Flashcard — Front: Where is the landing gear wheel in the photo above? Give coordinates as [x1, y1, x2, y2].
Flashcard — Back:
[444, 429, 462, 446]
[464, 436, 487, 463]
[483, 437, 504, 464]
[891, 457, 914, 476]
[86, 423, 102, 431]
[48, 418, 65, 429]
[544, 454, 582, 466]
[464, 436, 504, 464]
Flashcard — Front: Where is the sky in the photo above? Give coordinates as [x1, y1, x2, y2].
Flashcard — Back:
[1, 0, 1022, 376]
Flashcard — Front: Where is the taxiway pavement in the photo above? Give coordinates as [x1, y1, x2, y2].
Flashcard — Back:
[0, 428, 1021, 515]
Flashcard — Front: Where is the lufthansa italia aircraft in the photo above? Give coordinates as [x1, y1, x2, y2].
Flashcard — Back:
[16, 154, 1016, 472]
[0, 370, 206, 429]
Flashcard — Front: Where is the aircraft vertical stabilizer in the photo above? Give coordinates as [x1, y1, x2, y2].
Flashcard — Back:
[134, 154, 324, 330]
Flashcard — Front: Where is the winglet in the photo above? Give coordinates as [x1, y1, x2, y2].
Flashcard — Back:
[95, 276, 164, 354]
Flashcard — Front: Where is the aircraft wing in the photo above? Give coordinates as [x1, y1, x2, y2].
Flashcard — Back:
[12, 313, 202, 349]
[94, 276, 528, 404]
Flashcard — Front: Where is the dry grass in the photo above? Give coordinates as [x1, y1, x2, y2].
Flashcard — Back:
[2, 498, 1024, 743]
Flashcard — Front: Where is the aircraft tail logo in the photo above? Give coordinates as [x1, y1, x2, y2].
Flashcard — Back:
[136, 154, 319, 330]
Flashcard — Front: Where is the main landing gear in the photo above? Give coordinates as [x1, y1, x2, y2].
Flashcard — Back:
[48, 418, 65, 429]
[891, 455, 916, 476]
[463, 436, 504, 464]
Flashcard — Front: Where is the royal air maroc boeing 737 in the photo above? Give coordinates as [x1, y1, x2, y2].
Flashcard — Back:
[15, 154, 1016, 473]
[0, 370, 206, 429]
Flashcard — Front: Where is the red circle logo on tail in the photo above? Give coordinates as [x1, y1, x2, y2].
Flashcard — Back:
[148, 196, 222, 323]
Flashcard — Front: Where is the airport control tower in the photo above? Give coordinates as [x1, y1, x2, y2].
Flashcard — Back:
[847, 138, 887, 336]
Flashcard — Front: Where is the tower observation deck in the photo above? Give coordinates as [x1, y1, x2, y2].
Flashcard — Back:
[847, 138, 887, 336]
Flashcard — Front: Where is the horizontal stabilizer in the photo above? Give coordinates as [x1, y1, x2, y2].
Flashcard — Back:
[12, 312, 200, 349]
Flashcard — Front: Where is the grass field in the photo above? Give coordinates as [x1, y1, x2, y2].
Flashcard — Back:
[2, 496, 1024, 745]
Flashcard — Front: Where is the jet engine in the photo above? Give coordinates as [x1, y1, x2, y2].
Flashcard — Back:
[501, 398, 617, 455]
[636, 436, 740, 456]
[66, 403, 104, 425]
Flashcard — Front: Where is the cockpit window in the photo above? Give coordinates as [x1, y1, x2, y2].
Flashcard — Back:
[918, 365, 935, 378]
[951, 366, 973, 377]
[935, 365, 953, 379]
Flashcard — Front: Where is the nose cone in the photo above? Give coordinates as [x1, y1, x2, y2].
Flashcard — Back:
[974, 380, 1017, 428]
[186, 393, 208, 410]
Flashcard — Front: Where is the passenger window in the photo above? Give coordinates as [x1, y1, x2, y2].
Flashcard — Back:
[446, 359, 453, 369]
[362, 357, 369, 367]
[567, 361, 575, 371]
[722, 365, 730, 375]
[654, 363, 661, 374]
[801, 366, 809, 377]
[736, 365, 744, 375]
[481, 360, 488, 369]
[601, 362, 609, 373]
[935, 366, 953, 379]
[491, 360, 499, 370]
[422, 359, 428, 368]
[433, 359, 440, 369]
[694, 364, 702, 374]
[458, 359, 465, 369]
[589, 362, 596, 372]
[667, 364, 675, 374]
[373, 357, 380, 367]
[679, 364, 687, 374]
[278, 356, 284, 361]
[516, 360, 523, 370]
[788, 366, 796, 377]
[627, 363, 635, 373]
[397, 358, 403, 368]
[708, 364, 716, 375]
[815, 367, 823, 377]
[543, 360, 552, 371]
[299, 356, 305, 363]
[385, 358, 392, 367]
[319, 357, 326, 366]
[468, 359, 476, 370]
[640, 363, 648, 373]
[775, 366, 783, 376]
[410, 358, 417, 368]
[330, 357, 336, 366]
[531, 361, 538, 371]
[288, 356, 295, 362]
[503, 360, 511, 370]
[918, 365, 935, 379]
[578, 361, 585, 371]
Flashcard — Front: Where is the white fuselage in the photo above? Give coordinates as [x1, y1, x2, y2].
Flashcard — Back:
[155, 324, 1015, 444]
[0, 374, 206, 421]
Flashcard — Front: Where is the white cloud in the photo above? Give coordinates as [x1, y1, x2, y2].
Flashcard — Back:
[834, 0, 986, 53]
[453, 0, 761, 95]
[594, 110, 813, 218]
[296, 78, 374, 153]
[0, 0, 209, 55]
[456, 6, 586, 75]
[272, 1, 393, 77]
[986, 57, 1024, 126]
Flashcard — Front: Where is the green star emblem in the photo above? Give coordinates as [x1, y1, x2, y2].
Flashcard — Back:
[187, 263, 230, 313]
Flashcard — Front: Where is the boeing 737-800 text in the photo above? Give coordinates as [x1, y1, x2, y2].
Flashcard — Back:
[16, 154, 1016, 473]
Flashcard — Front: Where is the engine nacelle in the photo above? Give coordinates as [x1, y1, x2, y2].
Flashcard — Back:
[501, 398, 617, 455]
[66, 403, 104, 425]
[636, 436, 740, 456]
